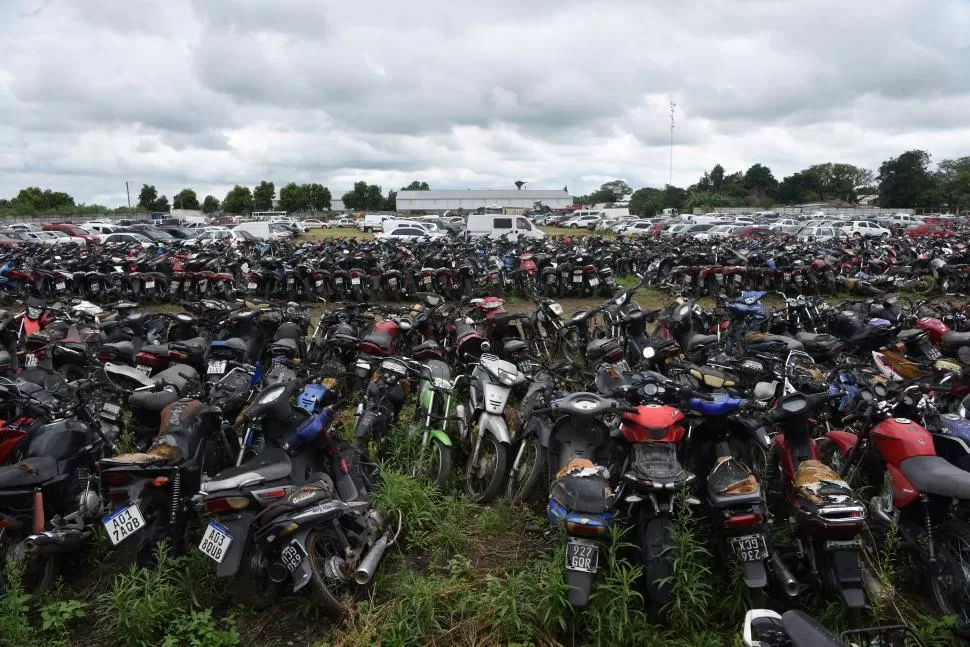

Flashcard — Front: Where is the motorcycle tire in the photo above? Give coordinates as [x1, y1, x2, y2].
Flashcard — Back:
[233, 539, 282, 610]
[463, 276, 474, 298]
[464, 434, 509, 504]
[1, 538, 59, 605]
[930, 523, 970, 628]
[423, 437, 453, 493]
[640, 513, 674, 605]
[505, 434, 546, 505]
[55, 361, 87, 383]
[306, 527, 354, 617]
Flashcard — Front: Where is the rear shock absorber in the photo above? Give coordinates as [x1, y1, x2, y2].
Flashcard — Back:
[169, 470, 182, 528]
[922, 494, 935, 562]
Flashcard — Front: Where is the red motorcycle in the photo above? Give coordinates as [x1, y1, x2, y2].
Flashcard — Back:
[826, 385, 970, 622]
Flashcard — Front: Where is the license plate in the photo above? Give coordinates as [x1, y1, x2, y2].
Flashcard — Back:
[55, 281, 66, 290]
[314, 280, 323, 287]
[730, 534, 768, 562]
[207, 359, 227, 374]
[352, 277, 362, 285]
[715, 274, 724, 282]
[588, 277, 599, 286]
[795, 275, 803, 283]
[145, 280, 155, 289]
[734, 274, 742, 283]
[784, 273, 791, 281]
[102, 402, 122, 421]
[280, 540, 307, 572]
[170, 281, 179, 292]
[389, 278, 397, 286]
[102, 503, 146, 546]
[423, 277, 432, 285]
[198, 520, 233, 563]
[572, 275, 583, 283]
[356, 359, 371, 371]
[287, 277, 294, 285]
[25, 353, 37, 367]
[184, 281, 192, 290]
[247, 282, 257, 289]
[90, 283, 99, 292]
[565, 538, 599, 573]
[685, 275, 692, 283]
[135, 364, 153, 376]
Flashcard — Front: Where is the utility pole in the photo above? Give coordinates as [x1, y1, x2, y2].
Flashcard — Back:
[125, 181, 131, 210]
[669, 100, 676, 186]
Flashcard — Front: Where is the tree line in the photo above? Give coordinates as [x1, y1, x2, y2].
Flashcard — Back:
[580, 150, 970, 216]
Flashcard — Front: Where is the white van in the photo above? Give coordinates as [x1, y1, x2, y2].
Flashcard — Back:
[232, 222, 291, 241]
[382, 219, 438, 233]
[358, 214, 389, 233]
[681, 214, 719, 226]
[465, 214, 544, 240]
[886, 213, 923, 228]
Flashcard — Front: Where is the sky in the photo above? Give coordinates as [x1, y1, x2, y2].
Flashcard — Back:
[1, 0, 968, 207]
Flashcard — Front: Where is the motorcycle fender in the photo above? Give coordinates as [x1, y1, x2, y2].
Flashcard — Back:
[482, 383, 510, 414]
[829, 548, 865, 608]
[289, 527, 315, 592]
[477, 412, 511, 445]
[565, 569, 594, 607]
[216, 511, 256, 578]
[736, 416, 771, 450]
[741, 558, 768, 589]
[429, 427, 453, 447]
[825, 430, 858, 457]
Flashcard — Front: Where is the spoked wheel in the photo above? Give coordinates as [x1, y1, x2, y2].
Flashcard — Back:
[931, 527, 970, 626]
[505, 434, 546, 505]
[2, 537, 59, 604]
[306, 527, 357, 617]
[464, 434, 509, 504]
[910, 276, 935, 295]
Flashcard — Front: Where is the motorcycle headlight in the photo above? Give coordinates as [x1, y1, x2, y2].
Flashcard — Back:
[27, 307, 41, 319]
[549, 302, 564, 316]
[497, 368, 518, 386]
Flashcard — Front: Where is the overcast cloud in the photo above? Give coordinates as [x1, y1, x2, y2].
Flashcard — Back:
[1, 0, 968, 206]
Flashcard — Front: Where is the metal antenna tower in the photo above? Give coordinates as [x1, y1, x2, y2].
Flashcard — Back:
[669, 100, 676, 186]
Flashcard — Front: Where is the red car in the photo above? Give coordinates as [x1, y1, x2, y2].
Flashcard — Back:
[734, 226, 774, 239]
[906, 223, 956, 238]
[43, 223, 99, 243]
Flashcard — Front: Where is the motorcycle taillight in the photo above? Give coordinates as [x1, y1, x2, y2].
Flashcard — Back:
[135, 352, 168, 368]
[723, 513, 764, 530]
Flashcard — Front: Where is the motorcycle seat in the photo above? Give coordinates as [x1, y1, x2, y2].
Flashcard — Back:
[273, 322, 303, 342]
[170, 337, 206, 355]
[686, 334, 719, 351]
[270, 338, 299, 355]
[895, 329, 927, 344]
[140, 343, 169, 357]
[101, 340, 136, 358]
[215, 337, 248, 355]
[152, 364, 197, 394]
[782, 611, 844, 647]
[502, 339, 529, 357]
[549, 459, 614, 514]
[746, 333, 804, 351]
[204, 448, 292, 493]
[707, 456, 760, 504]
[129, 389, 179, 412]
[413, 339, 444, 361]
[942, 331, 970, 350]
[899, 455, 970, 500]
[0, 456, 58, 489]
[361, 330, 393, 354]
[793, 460, 854, 505]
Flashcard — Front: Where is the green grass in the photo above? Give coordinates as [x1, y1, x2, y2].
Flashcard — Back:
[302, 227, 371, 241]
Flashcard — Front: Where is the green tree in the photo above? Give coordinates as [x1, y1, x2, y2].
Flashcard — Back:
[586, 180, 633, 204]
[936, 157, 970, 210]
[201, 195, 220, 213]
[683, 190, 734, 211]
[342, 181, 386, 211]
[173, 188, 199, 210]
[403, 181, 430, 191]
[278, 182, 308, 212]
[222, 185, 254, 214]
[383, 190, 397, 211]
[137, 184, 158, 210]
[253, 181, 275, 211]
[877, 150, 937, 208]
[305, 183, 332, 211]
[709, 164, 725, 192]
[743, 164, 778, 195]
[153, 195, 170, 212]
[628, 187, 665, 216]
[663, 184, 688, 210]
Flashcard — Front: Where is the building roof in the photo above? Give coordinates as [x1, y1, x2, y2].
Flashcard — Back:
[397, 189, 570, 201]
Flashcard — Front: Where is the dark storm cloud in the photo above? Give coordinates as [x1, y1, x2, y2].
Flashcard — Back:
[0, 0, 968, 205]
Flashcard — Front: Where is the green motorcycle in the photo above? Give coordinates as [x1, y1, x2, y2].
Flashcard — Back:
[411, 343, 464, 491]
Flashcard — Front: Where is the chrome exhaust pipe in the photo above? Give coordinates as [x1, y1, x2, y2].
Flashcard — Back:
[769, 552, 800, 597]
[354, 535, 389, 585]
[869, 497, 893, 526]
[24, 529, 85, 554]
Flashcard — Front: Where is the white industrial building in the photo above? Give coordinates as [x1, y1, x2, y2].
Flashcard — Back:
[395, 189, 572, 213]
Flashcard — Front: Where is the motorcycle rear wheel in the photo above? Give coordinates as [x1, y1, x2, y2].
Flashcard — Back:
[639, 513, 674, 605]
[306, 527, 355, 617]
[1, 538, 59, 605]
[930, 525, 970, 627]
[233, 539, 282, 609]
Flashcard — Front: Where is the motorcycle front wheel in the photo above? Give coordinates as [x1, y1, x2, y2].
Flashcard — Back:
[505, 434, 546, 505]
[464, 434, 509, 504]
